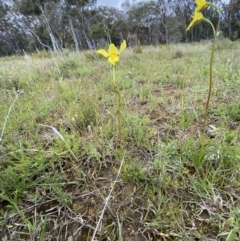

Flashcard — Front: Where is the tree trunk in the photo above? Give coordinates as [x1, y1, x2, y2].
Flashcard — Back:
[69, 17, 79, 52]
[81, 29, 94, 49]
[37, 3, 59, 52]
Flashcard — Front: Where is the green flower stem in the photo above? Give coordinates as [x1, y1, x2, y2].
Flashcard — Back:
[208, 3, 221, 37]
[202, 17, 218, 134]
[112, 66, 123, 150]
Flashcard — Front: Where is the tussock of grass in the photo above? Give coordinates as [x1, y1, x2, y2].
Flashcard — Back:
[1, 41, 240, 240]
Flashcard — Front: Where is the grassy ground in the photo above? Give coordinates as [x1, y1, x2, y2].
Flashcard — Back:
[1, 39, 240, 241]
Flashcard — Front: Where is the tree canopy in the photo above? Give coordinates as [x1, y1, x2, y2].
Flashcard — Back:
[0, 0, 238, 56]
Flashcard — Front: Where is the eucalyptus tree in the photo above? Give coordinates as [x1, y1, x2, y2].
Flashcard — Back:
[60, 0, 97, 50]
[121, 0, 192, 45]
[126, 1, 162, 44]
[88, 6, 128, 47]
[0, 2, 12, 55]
[219, 0, 240, 39]
[0, 1, 30, 56]
[229, 0, 240, 39]
[13, 0, 97, 51]
[13, 0, 63, 51]
[0, 1, 8, 29]
[170, 0, 193, 42]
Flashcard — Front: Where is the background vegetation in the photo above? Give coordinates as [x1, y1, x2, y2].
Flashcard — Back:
[0, 0, 240, 56]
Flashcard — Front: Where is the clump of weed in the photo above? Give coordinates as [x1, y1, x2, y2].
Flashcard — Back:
[62, 48, 70, 57]
[133, 40, 143, 54]
[225, 103, 240, 121]
[133, 45, 143, 54]
[0, 72, 21, 90]
[123, 113, 152, 148]
[84, 51, 99, 62]
[31, 50, 52, 59]
[214, 102, 240, 122]
[70, 99, 98, 130]
[215, 38, 235, 50]
[1, 55, 23, 62]
[172, 49, 183, 59]
[58, 58, 79, 78]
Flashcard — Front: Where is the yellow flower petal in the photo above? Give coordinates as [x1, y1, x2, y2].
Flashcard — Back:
[108, 54, 119, 66]
[119, 40, 127, 53]
[108, 43, 119, 66]
[96, 40, 126, 66]
[187, 12, 203, 30]
[96, 49, 109, 58]
[108, 43, 119, 56]
[195, 0, 209, 12]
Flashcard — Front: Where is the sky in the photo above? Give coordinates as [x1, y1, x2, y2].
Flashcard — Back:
[96, 0, 148, 8]
[96, 0, 230, 8]
[96, 0, 122, 8]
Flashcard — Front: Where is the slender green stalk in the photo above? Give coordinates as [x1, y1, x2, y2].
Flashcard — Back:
[202, 13, 220, 134]
[0, 193, 34, 233]
[112, 66, 123, 150]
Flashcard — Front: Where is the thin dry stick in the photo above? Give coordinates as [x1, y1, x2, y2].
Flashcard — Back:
[91, 152, 125, 241]
[0, 90, 24, 142]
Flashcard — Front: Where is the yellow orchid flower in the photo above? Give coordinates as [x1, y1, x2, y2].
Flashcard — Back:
[187, 11, 203, 30]
[97, 40, 127, 66]
[196, 0, 209, 12]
